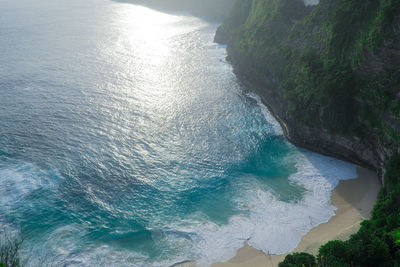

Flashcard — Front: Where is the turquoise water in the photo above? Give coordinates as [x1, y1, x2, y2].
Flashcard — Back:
[0, 0, 356, 266]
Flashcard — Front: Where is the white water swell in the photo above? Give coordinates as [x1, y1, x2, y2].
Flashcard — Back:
[303, 0, 319, 6]
[171, 148, 358, 266]
[164, 93, 357, 266]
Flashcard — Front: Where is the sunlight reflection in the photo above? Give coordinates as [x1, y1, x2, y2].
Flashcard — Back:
[104, 2, 212, 152]
[114, 4, 182, 65]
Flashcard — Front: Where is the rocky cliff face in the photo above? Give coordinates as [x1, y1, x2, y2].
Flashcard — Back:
[215, 0, 400, 181]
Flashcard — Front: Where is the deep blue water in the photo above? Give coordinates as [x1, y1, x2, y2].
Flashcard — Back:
[0, 0, 356, 266]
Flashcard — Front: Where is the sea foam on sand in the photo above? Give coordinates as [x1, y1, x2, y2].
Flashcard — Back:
[168, 149, 357, 267]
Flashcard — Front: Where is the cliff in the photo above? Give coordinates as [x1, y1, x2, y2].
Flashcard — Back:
[215, 0, 400, 182]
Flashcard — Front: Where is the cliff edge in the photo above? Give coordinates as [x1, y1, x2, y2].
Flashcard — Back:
[215, 0, 400, 181]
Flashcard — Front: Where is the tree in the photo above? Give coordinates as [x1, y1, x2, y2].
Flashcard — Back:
[278, 252, 316, 267]
[0, 230, 23, 267]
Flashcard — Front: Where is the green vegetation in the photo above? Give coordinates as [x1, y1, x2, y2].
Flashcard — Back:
[278, 252, 316, 267]
[219, 0, 400, 139]
[280, 154, 400, 266]
[0, 232, 22, 267]
[283, 0, 400, 135]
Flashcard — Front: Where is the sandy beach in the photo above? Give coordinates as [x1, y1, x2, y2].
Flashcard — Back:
[209, 166, 381, 267]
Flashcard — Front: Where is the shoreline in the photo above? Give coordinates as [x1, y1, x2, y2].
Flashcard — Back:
[172, 166, 380, 267]
[210, 166, 381, 267]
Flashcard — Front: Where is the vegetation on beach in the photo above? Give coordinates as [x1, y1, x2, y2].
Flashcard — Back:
[278, 252, 316, 267]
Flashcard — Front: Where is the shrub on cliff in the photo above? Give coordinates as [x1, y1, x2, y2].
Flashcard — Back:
[278, 252, 316, 267]
[217, 0, 400, 139]
[0, 231, 22, 267]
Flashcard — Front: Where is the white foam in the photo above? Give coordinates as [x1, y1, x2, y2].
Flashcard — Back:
[1, 146, 356, 267]
[303, 0, 319, 6]
[246, 92, 283, 136]
[11, 150, 357, 267]
[21, 224, 159, 267]
[0, 163, 63, 257]
[170, 149, 357, 266]
[0, 163, 58, 208]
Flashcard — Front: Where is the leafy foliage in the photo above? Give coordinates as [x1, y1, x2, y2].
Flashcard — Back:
[283, 0, 400, 134]
[219, 0, 400, 137]
[279, 252, 317, 267]
[0, 231, 22, 267]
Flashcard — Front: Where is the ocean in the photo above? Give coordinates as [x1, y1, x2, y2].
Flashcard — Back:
[0, 0, 356, 266]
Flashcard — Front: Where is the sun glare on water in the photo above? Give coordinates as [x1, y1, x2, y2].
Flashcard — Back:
[103, 3, 199, 113]
[114, 5, 182, 65]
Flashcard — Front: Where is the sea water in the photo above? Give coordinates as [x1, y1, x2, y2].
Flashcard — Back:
[0, 0, 356, 266]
